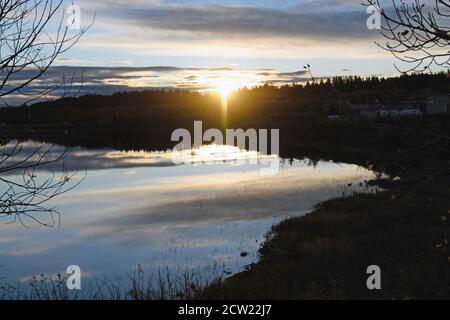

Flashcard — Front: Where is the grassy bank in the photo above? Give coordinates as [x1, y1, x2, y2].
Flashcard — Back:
[200, 170, 450, 299]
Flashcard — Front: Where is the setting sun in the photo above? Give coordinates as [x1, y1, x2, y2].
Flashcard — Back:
[209, 77, 243, 129]
[211, 77, 240, 99]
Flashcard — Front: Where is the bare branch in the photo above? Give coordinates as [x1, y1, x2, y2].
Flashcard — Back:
[366, 0, 450, 73]
[0, 0, 93, 106]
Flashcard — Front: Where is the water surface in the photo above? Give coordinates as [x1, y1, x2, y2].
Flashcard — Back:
[0, 142, 377, 289]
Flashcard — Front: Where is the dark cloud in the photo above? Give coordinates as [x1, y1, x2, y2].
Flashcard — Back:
[278, 70, 309, 77]
[105, 3, 376, 41]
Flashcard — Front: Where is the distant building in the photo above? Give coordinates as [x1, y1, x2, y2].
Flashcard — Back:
[427, 95, 450, 114]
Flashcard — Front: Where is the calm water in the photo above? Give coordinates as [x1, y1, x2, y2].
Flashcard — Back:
[0, 142, 377, 289]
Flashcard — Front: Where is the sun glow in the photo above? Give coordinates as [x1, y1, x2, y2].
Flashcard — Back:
[209, 77, 241, 129]
[203, 72, 262, 129]
[211, 77, 241, 99]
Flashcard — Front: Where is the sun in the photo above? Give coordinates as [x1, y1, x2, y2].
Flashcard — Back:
[212, 77, 240, 99]
[210, 77, 240, 129]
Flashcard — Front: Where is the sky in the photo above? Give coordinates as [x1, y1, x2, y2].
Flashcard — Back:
[3, 0, 435, 104]
[57, 0, 398, 75]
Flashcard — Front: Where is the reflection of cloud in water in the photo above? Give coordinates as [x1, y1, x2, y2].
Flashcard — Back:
[0, 142, 378, 285]
[1, 142, 278, 173]
[1, 141, 175, 173]
[0, 239, 76, 256]
[76, 165, 377, 243]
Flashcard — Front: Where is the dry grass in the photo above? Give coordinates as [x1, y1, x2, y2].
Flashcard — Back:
[0, 266, 211, 300]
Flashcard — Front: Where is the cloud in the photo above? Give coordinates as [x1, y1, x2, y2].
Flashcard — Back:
[1, 65, 318, 105]
[96, 1, 375, 41]
[67, 0, 388, 65]
[55, 57, 84, 63]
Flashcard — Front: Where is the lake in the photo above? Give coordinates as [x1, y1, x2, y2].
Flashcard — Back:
[0, 141, 378, 293]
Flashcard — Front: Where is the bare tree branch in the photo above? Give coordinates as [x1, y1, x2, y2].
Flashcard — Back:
[0, 0, 93, 106]
[0, 140, 86, 227]
[366, 0, 450, 73]
[0, 0, 90, 225]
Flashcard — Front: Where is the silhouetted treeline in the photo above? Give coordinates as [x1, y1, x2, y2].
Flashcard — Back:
[228, 72, 449, 124]
[0, 72, 448, 131]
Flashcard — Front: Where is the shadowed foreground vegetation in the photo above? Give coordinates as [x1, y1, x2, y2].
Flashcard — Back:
[0, 267, 210, 300]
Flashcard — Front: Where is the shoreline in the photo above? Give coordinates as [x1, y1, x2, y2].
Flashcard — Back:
[199, 170, 450, 299]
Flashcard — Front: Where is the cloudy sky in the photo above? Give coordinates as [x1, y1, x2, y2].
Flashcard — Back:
[4, 0, 422, 104]
[57, 0, 398, 74]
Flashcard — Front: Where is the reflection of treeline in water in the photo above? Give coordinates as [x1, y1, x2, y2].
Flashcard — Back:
[0, 73, 449, 133]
